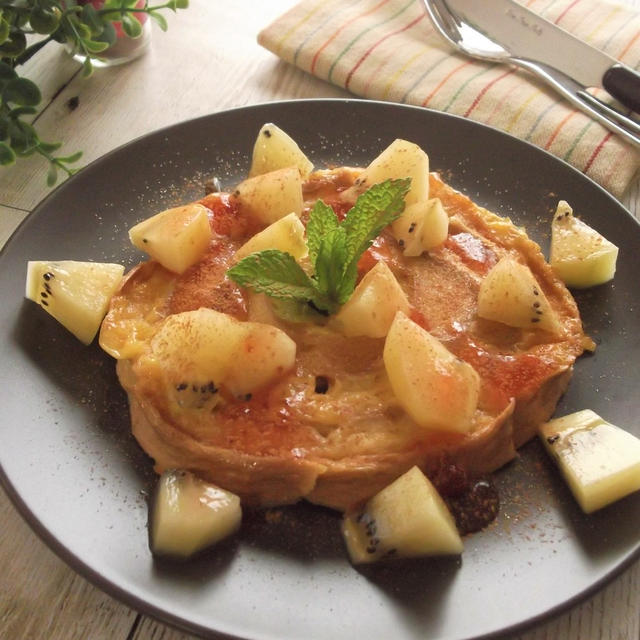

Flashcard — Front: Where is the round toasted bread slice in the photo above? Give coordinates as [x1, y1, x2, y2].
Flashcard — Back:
[100, 170, 586, 511]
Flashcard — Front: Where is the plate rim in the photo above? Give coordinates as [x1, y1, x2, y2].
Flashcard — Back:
[1, 98, 639, 640]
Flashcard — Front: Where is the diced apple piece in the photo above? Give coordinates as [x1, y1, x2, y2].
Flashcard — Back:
[224, 322, 297, 396]
[25, 260, 125, 344]
[233, 167, 303, 225]
[477, 257, 562, 335]
[350, 139, 429, 207]
[421, 198, 449, 250]
[539, 410, 640, 513]
[147, 308, 296, 403]
[128, 204, 212, 275]
[249, 123, 314, 179]
[550, 200, 618, 288]
[150, 470, 241, 559]
[330, 261, 410, 338]
[234, 213, 307, 262]
[383, 311, 480, 433]
[391, 197, 449, 256]
[341, 466, 463, 563]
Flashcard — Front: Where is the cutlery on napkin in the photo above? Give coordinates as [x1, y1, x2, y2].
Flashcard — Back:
[258, 0, 640, 198]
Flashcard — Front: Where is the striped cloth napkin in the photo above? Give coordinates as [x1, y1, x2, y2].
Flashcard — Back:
[258, 0, 640, 198]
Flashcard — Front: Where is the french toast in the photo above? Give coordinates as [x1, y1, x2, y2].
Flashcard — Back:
[100, 165, 587, 512]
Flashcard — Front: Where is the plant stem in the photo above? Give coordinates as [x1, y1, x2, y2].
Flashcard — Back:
[14, 37, 54, 67]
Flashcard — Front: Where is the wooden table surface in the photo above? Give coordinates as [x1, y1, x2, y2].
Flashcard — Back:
[1, 1, 638, 639]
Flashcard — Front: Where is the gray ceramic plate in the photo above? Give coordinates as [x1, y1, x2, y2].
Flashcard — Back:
[1, 100, 639, 640]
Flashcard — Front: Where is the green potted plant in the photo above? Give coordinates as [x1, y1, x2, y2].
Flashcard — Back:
[0, 0, 189, 185]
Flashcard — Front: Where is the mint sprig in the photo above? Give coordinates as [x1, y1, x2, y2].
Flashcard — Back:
[227, 178, 411, 315]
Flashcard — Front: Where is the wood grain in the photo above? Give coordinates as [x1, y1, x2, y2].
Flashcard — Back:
[1, 1, 638, 639]
[0, 489, 137, 640]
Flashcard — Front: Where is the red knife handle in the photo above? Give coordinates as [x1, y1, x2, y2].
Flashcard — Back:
[603, 64, 640, 114]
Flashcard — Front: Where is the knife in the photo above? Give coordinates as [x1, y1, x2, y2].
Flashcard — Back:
[446, 0, 640, 114]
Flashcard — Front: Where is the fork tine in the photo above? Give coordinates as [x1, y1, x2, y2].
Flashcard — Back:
[423, 0, 510, 60]
[423, 0, 458, 46]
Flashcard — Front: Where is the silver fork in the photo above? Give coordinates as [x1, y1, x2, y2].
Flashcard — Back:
[422, 0, 640, 149]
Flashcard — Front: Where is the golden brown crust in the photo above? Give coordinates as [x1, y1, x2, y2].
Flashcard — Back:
[101, 170, 586, 511]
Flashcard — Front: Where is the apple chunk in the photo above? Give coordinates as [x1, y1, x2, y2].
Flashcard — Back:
[249, 123, 314, 179]
[341, 466, 463, 563]
[383, 311, 480, 433]
[128, 204, 212, 274]
[234, 212, 307, 262]
[150, 470, 241, 559]
[233, 167, 303, 225]
[539, 410, 640, 513]
[146, 308, 296, 404]
[330, 261, 410, 338]
[348, 139, 430, 207]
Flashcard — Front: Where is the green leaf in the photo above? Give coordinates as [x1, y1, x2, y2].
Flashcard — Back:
[75, 22, 93, 40]
[167, 0, 189, 9]
[99, 10, 123, 23]
[37, 140, 63, 153]
[46, 161, 58, 186]
[149, 10, 168, 31]
[0, 31, 27, 58]
[81, 4, 105, 36]
[0, 140, 15, 166]
[306, 199, 339, 270]
[29, 6, 61, 35]
[341, 177, 409, 269]
[9, 119, 38, 154]
[3, 77, 41, 106]
[0, 16, 10, 45]
[121, 13, 142, 38]
[313, 226, 348, 310]
[97, 21, 117, 46]
[83, 38, 110, 53]
[9, 105, 38, 117]
[227, 249, 319, 303]
[56, 150, 83, 164]
[82, 56, 93, 77]
[0, 60, 16, 82]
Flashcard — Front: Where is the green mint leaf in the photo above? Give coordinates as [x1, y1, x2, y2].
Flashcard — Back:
[225, 177, 411, 316]
[311, 179, 410, 308]
[313, 226, 348, 310]
[341, 178, 410, 269]
[227, 249, 318, 303]
[306, 199, 339, 269]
